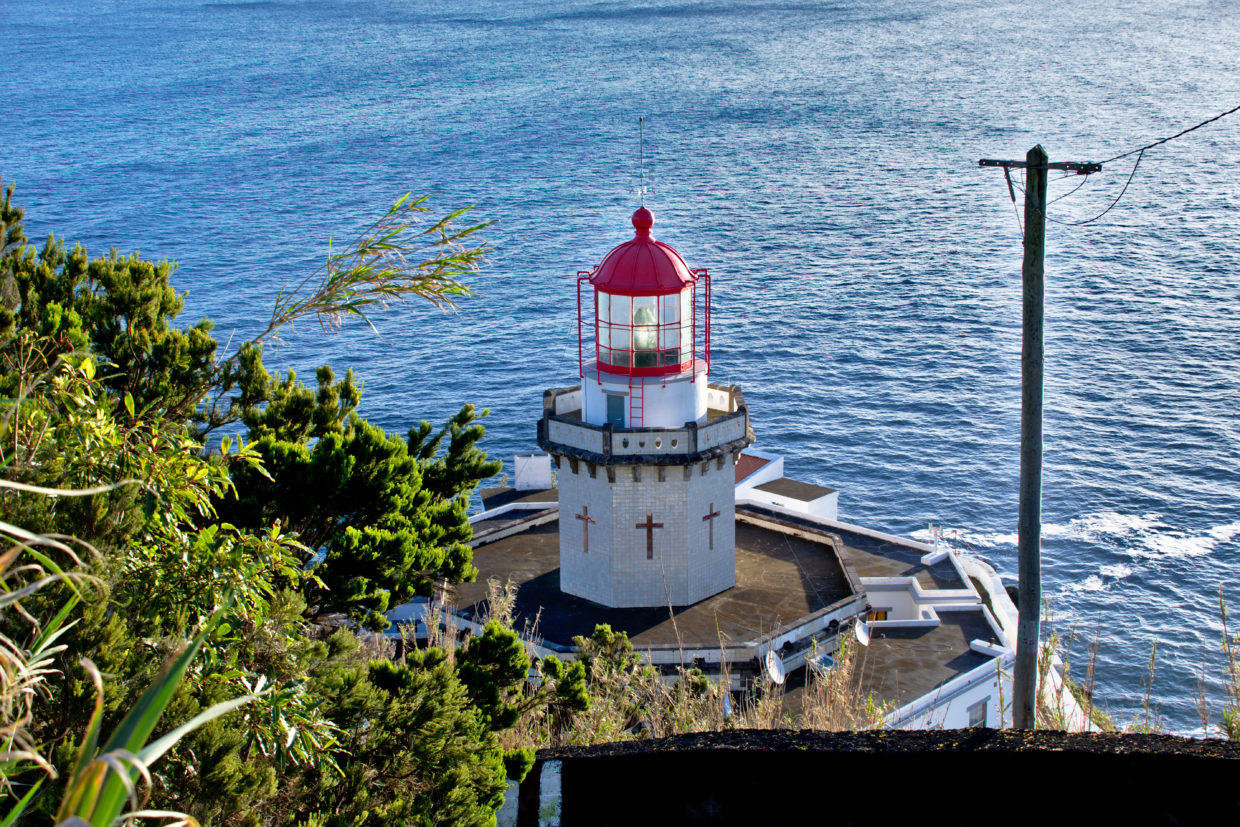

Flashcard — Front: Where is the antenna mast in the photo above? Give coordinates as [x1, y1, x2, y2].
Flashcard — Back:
[639, 117, 646, 206]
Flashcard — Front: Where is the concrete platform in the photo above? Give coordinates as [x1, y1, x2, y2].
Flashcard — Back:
[857, 610, 994, 708]
[737, 505, 964, 591]
[452, 515, 859, 652]
[478, 486, 558, 510]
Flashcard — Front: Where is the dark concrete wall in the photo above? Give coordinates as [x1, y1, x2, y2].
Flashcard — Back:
[519, 730, 1240, 825]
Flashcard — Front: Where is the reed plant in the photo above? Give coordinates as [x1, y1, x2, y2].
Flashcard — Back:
[0, 486, 261, 826]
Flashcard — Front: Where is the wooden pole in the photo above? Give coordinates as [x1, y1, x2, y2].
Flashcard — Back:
[1014, 144, 1047, 729]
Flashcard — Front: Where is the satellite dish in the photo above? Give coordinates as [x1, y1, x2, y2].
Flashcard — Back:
[764, 650, 787, 685]
[808, 653, 837, 676]
[855, 621, 871, 647]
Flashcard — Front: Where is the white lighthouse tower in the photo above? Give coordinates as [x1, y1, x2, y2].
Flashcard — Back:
[538, 207, 753, 608]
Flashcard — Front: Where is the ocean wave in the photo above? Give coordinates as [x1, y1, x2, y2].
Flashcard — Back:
[1098, 563, 1134, 579]
[916, 513, 1239, 565]
[1067, 562, 1135, 594]
[1043, 512, 1237, 560]
[1070, 574, 1105, 593]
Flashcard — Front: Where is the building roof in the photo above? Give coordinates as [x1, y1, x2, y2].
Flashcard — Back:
[589, 208, 700, 295]
[452, 514, 858, 652]
[754, 478, 837, 501]
[734, 452, 771, 484]
[736, 505, 964, 591]
[479, 486, 558, 510]
[857, 609, 995, 709]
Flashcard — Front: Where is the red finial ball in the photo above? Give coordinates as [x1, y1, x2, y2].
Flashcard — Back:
[631, 206, 654, 236]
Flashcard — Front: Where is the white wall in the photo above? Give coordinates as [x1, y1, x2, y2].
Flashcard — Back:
[889, 657, 1012, 730]
[558, 455, 736, 607]
[514, 454, 552, 490]
[581, 363, 707, 428]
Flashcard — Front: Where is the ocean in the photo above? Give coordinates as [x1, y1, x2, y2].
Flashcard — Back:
[3, 0, 1239, 732]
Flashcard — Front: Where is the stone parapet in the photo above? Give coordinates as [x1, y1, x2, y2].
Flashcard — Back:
[538, 383, 754, 465]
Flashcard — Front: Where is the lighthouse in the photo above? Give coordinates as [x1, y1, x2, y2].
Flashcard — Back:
[440, 206, 1016, 733]
[538, 207, 754, 608]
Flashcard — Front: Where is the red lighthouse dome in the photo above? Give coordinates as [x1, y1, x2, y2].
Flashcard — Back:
[589, 207, 698, 295]
[578, 208, 710, 379]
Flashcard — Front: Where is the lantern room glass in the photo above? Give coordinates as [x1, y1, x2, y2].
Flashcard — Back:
[596, 288, 693, 372]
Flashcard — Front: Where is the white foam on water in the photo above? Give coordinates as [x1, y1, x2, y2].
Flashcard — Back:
[1039, 512, 1238, 561]
[1042, 511, 1164, 541]
[929, 514, 1238, 587]
[1207, 521, 1240, 543]
[1070, 574, 1106, 593]
[909, 526, 1017, 549]
[1099, 563, 1134, 579]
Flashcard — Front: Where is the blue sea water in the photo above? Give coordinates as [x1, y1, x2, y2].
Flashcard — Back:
[3, 0, 1239, 732]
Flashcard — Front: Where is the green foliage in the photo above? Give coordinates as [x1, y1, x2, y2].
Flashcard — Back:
[502, 748, 535, 783]
[408, 404, 503, 502]
[298, 651, 507, 826]
[220, 356, 500, 630]
[0, 228, 218, 421]
[0, 184, 513, 826]
[236, 344, 361, 443]
[1219, 586, 1240, 740]
[457, 621, 531, 731]
[55, 614, 260, 827]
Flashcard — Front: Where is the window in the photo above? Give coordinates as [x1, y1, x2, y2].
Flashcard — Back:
[595, 287, 693, 372]
[867, 609, 888, 622]
[967, 698, 988, 728]
[632, 298, 658, 367]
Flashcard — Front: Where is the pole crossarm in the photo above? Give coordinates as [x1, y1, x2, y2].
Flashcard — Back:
[979, 159, 1102, 175]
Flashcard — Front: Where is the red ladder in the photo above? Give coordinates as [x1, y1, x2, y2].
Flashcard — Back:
[628, 376, 644, 427]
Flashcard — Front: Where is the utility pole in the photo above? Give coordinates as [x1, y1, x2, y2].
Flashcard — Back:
[978, 149, 1100, 729]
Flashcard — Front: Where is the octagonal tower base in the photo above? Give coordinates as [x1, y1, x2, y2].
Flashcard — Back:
[538, 383, 754, 609]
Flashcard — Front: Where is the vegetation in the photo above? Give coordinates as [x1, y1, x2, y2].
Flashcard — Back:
[0, 180, 534, 826]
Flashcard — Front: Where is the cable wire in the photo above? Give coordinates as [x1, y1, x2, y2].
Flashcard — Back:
[1048, 173, 1091, 206]
[1056, 149, 1143, 225]
[985, 101, 1239, 234]
[1101, 102, 1240, 165]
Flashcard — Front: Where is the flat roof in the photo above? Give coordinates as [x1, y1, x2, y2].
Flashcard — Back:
[479, 486, 558, 509]
[736, 506, 964, 591]
[451, 515, 857, 651]
[754, 477, 837, 501]
[857, 610, 995, 708]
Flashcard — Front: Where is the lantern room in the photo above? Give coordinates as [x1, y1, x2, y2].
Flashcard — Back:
[579, 207, 711, 379]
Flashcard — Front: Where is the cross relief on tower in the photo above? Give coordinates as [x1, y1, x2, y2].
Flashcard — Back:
[575, 505, 595, 552]
[702, 503, 721, 550]
[635, 513, 664, 559]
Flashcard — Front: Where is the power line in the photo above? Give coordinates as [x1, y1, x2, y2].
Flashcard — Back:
[1056, 149, 1143, 225]
[1011, 151, 1146, 227]
[981, 101, 1240, 230]
[1101, 102, 1240, 165]
[1047, 173, 1090, 206]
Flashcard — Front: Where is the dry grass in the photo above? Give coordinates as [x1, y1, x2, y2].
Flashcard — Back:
[501, 631, 888, 753]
